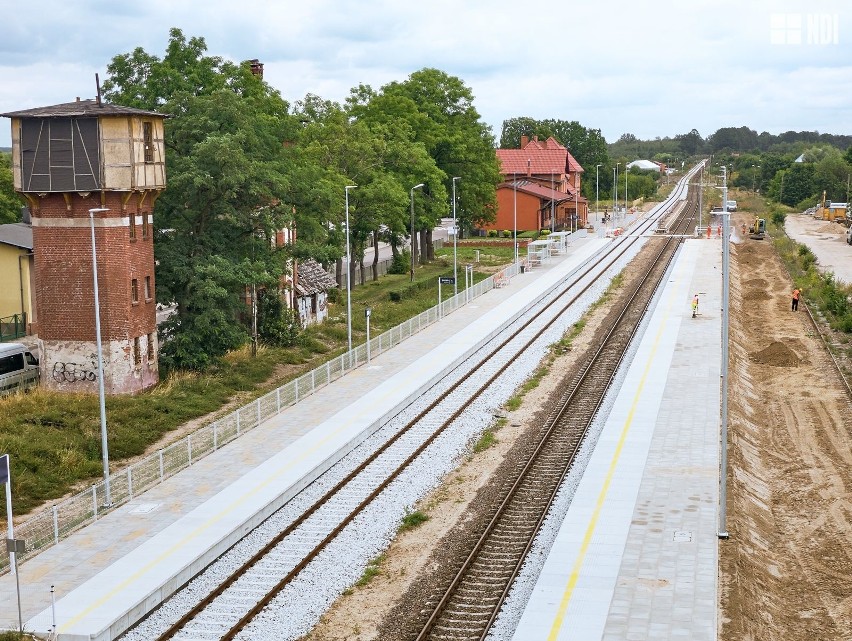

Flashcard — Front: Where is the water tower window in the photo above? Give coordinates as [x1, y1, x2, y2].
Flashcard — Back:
[143, 121, 154, 163]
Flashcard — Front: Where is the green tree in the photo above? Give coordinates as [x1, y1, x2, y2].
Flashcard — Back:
[0, 153, 22, 224]
[105, 30, 300, 370]
[361, 69, 499, 236]
[675, 129, 704, 156]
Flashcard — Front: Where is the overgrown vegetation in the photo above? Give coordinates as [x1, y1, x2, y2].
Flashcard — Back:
[355, 554, 385, 587]
[472, 429, 497, 453]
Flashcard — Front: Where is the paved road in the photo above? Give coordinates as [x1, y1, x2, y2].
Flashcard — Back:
[784, 213, 852, 284]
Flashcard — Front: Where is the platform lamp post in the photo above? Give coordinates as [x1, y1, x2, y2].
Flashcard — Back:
[719, 165, 730, 540]
[595, 164, 602, 224]
[614, 163, 620, 218]
[410, 183, 424, 282]
[452, 176, 460, 296]
[513, 173, 518, 264]
[89, 207, 112, 507]
[344, 185, 357, 358]
[550, 171, 555, 232]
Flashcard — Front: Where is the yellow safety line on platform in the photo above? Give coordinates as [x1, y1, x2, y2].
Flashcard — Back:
[546, 277, 679, 641]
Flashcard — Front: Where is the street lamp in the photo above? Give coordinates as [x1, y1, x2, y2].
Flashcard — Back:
[365, 307, 372, 364]
[551, 170, 555, 232]
[410, 183, 424, 282]
[595, 164, 602, 224]
[344, 185, 357, 357]
[513, 173, 518, 264]
[452, 176, 460, 296]
[89, 207, 112, 507]
[624, 166, 628, 215]
[615, 163, 621, 218]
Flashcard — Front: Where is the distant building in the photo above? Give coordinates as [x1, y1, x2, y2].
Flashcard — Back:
[492, 136, 588, 232]
[627, 159, 663, 172]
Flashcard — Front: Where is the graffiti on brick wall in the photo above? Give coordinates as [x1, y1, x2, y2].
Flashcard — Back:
[53, 361, 97, 383]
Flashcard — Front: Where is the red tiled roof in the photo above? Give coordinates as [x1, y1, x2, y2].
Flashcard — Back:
[496, 136, 584, 176]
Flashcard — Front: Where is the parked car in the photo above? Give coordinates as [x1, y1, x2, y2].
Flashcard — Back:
[846, 226, 852, 245]
[0, 342, 40, 396]
[727, 200, 738, 211]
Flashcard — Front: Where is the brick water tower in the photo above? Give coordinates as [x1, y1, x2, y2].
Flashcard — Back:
[2, 99, 167, 394]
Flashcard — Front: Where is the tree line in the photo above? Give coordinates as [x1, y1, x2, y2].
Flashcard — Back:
[98, 29, 501, 370]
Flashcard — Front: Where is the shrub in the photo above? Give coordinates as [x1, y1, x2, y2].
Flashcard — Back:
[502, 229, 512, 238]
[326, 286, 341, 304]
[771, 211, 786, 226]
[388, 249, 410, 275]
[487, 230, 498, 238]
[539, 229, 551, 237]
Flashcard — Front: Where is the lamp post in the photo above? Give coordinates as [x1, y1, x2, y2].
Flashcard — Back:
[624, 166, 628, 215]
[452, 176, 460, 296]
[344, 185, 357, 357]
[551, 171, 555, 232]
[719, 165, 730, 540]
[513, 173, 518, 264]
[752, 164, 760, 194]
[595, 164, 602, 223]
[615, 163, 620, 218]
[89, 207, 112, 507]
[410, 183, 424, 282]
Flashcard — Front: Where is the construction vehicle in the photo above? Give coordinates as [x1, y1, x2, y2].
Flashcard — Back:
[749, 216, 766, 240]
[815, 191, 847, 221]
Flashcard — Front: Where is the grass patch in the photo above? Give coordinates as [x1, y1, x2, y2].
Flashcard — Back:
[473, 429, 497, 453]
[355, 554, 385, 587]
[504, 395, 522, 411]
[399, 509, 429, 531]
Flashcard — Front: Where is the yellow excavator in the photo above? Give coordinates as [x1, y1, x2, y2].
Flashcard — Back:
[749, 215, 766, 240]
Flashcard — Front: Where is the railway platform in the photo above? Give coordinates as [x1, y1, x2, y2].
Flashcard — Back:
[3, 234, 611, 640]
[511, 237, 721, 640]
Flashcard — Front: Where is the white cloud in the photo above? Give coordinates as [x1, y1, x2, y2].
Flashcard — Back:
[2, 0, 851, 148]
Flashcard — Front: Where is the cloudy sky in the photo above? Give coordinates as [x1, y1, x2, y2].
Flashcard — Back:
[1, 0, 849, 148]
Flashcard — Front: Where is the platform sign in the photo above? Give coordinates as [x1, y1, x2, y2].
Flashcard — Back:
[0, 454, 7, 485]
[439, 277, 455, 285]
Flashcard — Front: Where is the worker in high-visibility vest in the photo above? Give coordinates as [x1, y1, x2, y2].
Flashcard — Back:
[692, 294, 699, 318]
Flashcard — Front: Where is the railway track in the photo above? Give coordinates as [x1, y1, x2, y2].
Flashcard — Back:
[123, 171, 700, 641]
[410, 188, 700, 641]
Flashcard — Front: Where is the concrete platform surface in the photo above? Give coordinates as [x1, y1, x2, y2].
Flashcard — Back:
[512, 238, 722, 640]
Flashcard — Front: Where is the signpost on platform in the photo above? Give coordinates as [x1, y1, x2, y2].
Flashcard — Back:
[438, 277, 455, 319]
[2, 454, 24, 632]
[365, 307, 372, 364]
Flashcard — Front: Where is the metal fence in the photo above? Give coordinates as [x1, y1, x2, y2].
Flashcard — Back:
[0, 313, 27, 343]
[1, 258, 514, 573]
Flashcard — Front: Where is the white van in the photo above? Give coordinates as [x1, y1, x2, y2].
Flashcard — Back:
[0, 343, 40, 396]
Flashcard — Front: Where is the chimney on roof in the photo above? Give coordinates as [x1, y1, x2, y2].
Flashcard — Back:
[533, 135, 538, 143]
[249, 59, 264, 79]
[527, 158, 531, 178]
[521, 135, 529, 148]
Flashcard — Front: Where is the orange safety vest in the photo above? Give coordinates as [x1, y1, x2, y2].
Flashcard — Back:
[792, 289, 800, 300]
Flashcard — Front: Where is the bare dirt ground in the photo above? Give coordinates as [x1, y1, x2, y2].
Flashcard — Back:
[784, 214, 852, 284]
[721, 214, 852, 640]
[302, 213, 852, 641]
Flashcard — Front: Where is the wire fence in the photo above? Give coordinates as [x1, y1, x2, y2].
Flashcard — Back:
[0, 313, 27, 343]
[1, 259, 516, 573]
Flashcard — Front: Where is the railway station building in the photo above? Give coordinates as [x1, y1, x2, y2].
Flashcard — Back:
[488, 136, 588, 233]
